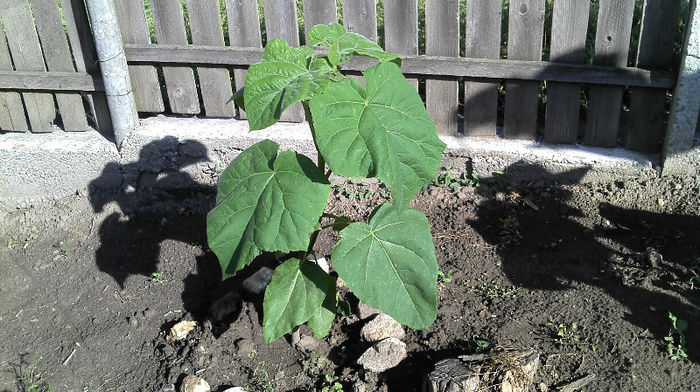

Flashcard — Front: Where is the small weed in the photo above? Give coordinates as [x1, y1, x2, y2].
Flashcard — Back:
[547, 322, 598, 352]
[499, 215, 521, 244]
[191, 243, 202, 250]
[333, 179, 388, 201]
[427, 165, 481, 192]
[150, 272, 163, 282]
[664, 312, 688, 360]
[467, 278, 519, 301]
[59, 242, 71, 257]
[17, 357, 52, 392]
[23, 235, 38, 249]
[245, 361, 274, 392]
[302, 350, 328, 377]
[438, 269, 453, 284]
[320, 373, 343, 392]
[7, 238, 20, 249]
[471, 335, 490, 353]
[688, 258, 700, 291]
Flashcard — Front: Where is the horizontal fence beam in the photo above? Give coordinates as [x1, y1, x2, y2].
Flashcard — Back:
[124, 44, 675, 88]
[0, 71, 104, 92]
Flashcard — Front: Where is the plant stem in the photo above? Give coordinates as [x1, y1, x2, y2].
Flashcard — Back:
[302, 100, 326, 173]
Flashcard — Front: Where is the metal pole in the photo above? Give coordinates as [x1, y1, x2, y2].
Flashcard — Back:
[661, 0, 700, 175]
[85, 0, 138, 148]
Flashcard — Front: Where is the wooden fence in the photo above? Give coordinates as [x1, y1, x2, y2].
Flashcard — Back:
[0, 0, 110, 134]
[0, 0, 689, 155]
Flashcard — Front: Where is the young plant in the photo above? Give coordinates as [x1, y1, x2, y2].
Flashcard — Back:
[207, 23, 446, 343]
[664, 312, 688, 360]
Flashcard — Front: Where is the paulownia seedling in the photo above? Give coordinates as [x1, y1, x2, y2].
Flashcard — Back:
[207, 23, 446, 343]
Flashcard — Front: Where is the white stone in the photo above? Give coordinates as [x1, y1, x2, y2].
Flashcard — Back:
[360, 314, 405, 342]
[357, 302, 381, 320]
[222, 388, 245, 392]
[167, 320, 197, 341]
[180, 375, 210, 392]
[357, 338, 407, 373]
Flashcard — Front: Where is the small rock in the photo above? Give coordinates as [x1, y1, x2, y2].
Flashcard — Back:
[161, 383, 176, 392]
[209, 291, 241, 321]
[222, 388, 245, 392]
[180, 375, 210, 392]
[128, 317, 139, 328]
[296, 335, 319, 351]
[360, 314, 405, 342]
[357, 302, 381, 320]
[538, 382, 548, 392]
[357, 337, 407, 373]
[314, 257, 331, 273]
[242, 267, 274, 294]
[645, 247, 663, 267]
[235, 339, 255, 357]
[167, 320, 197, 341]
[143, 308, 156, 318]
[353, 384, 367, 392]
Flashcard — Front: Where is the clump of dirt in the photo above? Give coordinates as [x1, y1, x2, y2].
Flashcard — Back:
[1, 162, 699, 391]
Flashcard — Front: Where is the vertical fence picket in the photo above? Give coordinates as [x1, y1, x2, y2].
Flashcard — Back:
[425, 0, 460, 136]
[263, 0, 304, 122]
[384, 0, 418, 89]
[504, 0, 545, 139]
[0, 0, 56, 132]
[303, 0, 337, 38]
[626, 0, 682, 152]
[224, 0, 262, 119]
[0, 28, 28, 132]
[187, 0, 235, 117]
[464, 0, 501, 136]
[150, 0, 200, 114]
[113, 0, 165, 113]
[30, 0, 90, 132]
[583, 0, 635, 147]
[61, 0, 112, 132]
[543, 0, 589, 143]
[343, 0, 377, 41]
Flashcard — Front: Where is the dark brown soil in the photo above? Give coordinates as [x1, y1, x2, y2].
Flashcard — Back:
[1, 161, 699, 392]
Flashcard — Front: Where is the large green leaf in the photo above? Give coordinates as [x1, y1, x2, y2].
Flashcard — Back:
[307, 278, 336, 339]
[331, 204, 438, 329]
[244, 39, 335, 130]
[263, 258, 335, 343]
[309, 62, 446, 209]
[207, 140, 330, 279]
[308, 23, 400, 66]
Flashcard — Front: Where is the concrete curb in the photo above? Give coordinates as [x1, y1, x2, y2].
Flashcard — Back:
[1, 115, 697, 209]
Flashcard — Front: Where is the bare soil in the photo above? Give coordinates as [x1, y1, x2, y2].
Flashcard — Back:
[1, 161, 699, 392]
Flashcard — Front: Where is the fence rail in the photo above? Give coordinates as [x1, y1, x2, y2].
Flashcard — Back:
[0, 0, 692, 157]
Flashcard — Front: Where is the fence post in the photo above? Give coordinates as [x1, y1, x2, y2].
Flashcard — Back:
[85, 0, 138, 148]
[661, 0, 700, 175]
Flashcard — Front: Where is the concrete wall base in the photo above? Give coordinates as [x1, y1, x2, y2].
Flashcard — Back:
[2, 115, 690, 209]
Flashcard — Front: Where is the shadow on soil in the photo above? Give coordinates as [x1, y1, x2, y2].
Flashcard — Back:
[88, 138, 248, 332]
[468, 163, 699, 362]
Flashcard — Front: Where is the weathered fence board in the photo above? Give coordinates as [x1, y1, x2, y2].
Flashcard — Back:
[150, 0, 200, 114]
[225, 0, 262, 119]
[343, 0, 377, 41]
[0, 28, 28, 132]
[125, 44, 675, 88]
[626, 0, 682, 152]
[303, 0, 337, 38]
[31, 0, 90, 132]
[0, 0, 56, 132]
[543, 0, 589, 143]
[113, 0, 165, 113]
[263, 0, 304, 122]
[584, 0, 635, 147]
[384, 0, 418, 89]
[464, 0, 501, 136]
[425, 0, 460, 136]
[504, 0, 545, 139]
[61, 0, 112, 132]
[187, 0, 235, 117]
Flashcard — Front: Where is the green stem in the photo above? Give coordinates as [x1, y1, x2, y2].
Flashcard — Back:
[302, 100, 326, 173]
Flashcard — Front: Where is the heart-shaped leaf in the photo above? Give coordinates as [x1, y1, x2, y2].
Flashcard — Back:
[331, 204, 438, 329]
[244, 39, 335, 130]
[263, 258, 335, 342]
[309, 62, 446, 210]
[207, 140, 330, 279]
